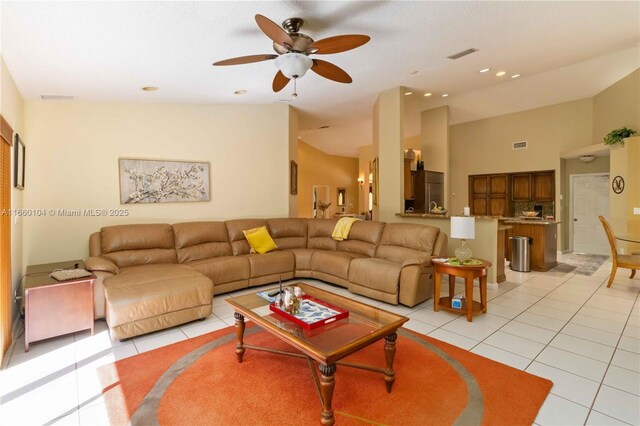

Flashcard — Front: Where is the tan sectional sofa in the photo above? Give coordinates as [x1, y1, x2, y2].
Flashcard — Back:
[86, 218, 447, 340]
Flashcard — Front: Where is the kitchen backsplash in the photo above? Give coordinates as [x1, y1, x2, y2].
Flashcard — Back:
[514, 201, 554, 217]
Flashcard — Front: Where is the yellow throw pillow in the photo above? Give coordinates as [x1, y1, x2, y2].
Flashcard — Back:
[242, 226, 277, 254]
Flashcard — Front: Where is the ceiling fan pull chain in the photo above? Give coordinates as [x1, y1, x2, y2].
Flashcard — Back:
[292, 78, 298, 98]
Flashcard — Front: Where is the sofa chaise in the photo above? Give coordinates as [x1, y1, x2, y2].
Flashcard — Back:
[85, 218, 447, 340]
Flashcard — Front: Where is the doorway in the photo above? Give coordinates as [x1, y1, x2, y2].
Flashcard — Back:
[570, 173, 609, 254]
[312, 185, 330, 218]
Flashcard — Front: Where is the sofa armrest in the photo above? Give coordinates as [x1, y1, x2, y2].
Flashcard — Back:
[401, 257, 431, 268]
[85, 256, 119, 275]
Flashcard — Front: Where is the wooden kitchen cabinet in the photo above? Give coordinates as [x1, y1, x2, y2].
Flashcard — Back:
[404, 159, 415, 200]
[504, 222, 558, 271]
[511, 174, 532, 201]
[532, 172, 554, 201]
[469, 174, 510, 216]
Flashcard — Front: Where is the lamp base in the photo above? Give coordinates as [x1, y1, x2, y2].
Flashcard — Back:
[455, 242, 472, 262]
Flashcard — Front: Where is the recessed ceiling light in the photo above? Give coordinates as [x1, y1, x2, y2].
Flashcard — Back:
[404, 91, 413, 96]
[424, 92, 432, 97]
[479, 68, 491, 73]
[511, 74, 521, 79]
[141, 86, 159, 91]
[410, 70, 418, 75]
[441, 94, 449, 97]
[496, 71, 506, 77]
[234, 89, 247, 95]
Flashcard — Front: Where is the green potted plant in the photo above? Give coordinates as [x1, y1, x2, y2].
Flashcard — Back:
[604, 127, 637, 147]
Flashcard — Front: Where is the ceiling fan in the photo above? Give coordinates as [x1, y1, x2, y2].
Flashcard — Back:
[213, 14, 370, 96]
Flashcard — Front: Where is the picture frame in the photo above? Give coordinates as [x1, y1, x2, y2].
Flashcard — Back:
[14, 133, 25, 190]
[118, 158, 210, 204]
[290, 160, 298, 195]
[372, 157, 379, 205]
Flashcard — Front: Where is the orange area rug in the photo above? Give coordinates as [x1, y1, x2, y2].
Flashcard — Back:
[99, 325, 552, 425]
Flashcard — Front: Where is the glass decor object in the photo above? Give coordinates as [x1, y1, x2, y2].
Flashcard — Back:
[451, 216, 475, 262]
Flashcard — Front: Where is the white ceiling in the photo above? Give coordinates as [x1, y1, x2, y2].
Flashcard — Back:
[2, 1, 639, 157]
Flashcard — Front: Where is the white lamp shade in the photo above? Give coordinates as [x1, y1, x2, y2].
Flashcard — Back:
[451, 216, 475, 240]
[274, 53, 313, 79]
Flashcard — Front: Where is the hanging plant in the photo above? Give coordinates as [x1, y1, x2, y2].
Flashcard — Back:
[604, 127, 637, 147]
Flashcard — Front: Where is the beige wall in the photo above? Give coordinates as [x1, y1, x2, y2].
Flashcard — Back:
[297, 141, 359, 218]
[609, 136, 640, 254]
[592, 69, 640, 145]
[421, 106, 449, 207]
[288, 107, 299, 218]
[1, 58, 24, 320]
[560, 156, 610, 250]
[449, 98, 594, 250]
[376, 87, 405, 222]
[23, 101, 293, 264]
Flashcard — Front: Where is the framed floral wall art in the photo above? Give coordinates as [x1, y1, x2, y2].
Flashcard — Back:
[118, 158, 210, 204]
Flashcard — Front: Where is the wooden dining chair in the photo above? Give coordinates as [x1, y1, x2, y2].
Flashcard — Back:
[598, 215, 640, 287]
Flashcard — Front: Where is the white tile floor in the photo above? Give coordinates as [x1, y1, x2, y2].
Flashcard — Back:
[1, 254, 639, 425]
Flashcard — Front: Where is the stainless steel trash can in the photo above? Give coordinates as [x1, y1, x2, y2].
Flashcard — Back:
[510, 236, 531, 272]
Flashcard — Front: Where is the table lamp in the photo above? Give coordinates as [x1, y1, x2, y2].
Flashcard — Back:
[451, 216, 475, 262]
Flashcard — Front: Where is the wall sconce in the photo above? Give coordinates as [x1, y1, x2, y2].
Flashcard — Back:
[369, 173, 373, 183]
[357, 177, 364, 187]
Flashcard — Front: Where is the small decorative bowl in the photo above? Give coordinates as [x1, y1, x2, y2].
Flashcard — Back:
[430, 208, 448, 215]
[521, 211, 539, 217]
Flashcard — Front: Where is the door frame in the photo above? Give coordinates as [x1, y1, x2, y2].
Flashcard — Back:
[568, 172, 609, 253]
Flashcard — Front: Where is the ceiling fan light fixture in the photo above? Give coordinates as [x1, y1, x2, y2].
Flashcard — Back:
[274, 53, 313, 79]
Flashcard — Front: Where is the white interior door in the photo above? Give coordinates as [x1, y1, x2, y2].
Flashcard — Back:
[571, 173, 609, 254]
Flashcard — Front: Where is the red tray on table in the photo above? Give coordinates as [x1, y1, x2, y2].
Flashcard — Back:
[269, 295, 349, 330]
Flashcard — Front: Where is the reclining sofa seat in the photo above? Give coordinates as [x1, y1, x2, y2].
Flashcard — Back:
[86, 224, 214, 340]
[86, 218, 447, 341]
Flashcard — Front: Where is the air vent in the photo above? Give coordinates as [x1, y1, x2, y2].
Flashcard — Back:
[512, 141, 528, 150]
[447, 48, 478, 60]
[41, 95, 74, 101]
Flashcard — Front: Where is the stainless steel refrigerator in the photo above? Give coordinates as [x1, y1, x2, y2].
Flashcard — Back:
[414, 170, 444, 212]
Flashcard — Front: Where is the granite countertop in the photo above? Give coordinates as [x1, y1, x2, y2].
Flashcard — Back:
[396, 212, 561, 225]
[396, 213, 501, 221]
[500, 218, 562, 225]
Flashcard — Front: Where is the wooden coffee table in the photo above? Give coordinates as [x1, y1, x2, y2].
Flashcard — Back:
[226, 283, 408, 426]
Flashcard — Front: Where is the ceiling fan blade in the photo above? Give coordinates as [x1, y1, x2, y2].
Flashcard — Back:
[311, 59, 352, 83]
[255, 14, 294, 48]
[272, 70, 290, 92]
[213, 54, 277, 66]
[308, 34, 370, 54]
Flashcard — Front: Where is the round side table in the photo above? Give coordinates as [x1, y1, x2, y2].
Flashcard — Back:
[432, 259, 492, 322]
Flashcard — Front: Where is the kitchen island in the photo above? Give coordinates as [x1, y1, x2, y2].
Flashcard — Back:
[501, 218, 561, 272]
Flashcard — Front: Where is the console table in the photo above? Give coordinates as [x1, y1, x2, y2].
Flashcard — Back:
[22, 260, 95, 351]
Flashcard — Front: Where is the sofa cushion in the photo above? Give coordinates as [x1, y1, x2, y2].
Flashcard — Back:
[101, 224, 177, 267]
[247, 250, 295, 278]
[103, 264, 213, 328]
[187, 256, 250, 284]
[311, 250, 364, 280]
[291, 248, 315, 271]
[336, 220, 385, 257]
[225, 219, 269, 256]
[376, 223, 440, 263]
[243, 226, 278, 254]
[348, 258, 401, 295]
[267, 218, 308, 249]
[308, 218, 339, 250]
[173, 221, 232, 263]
